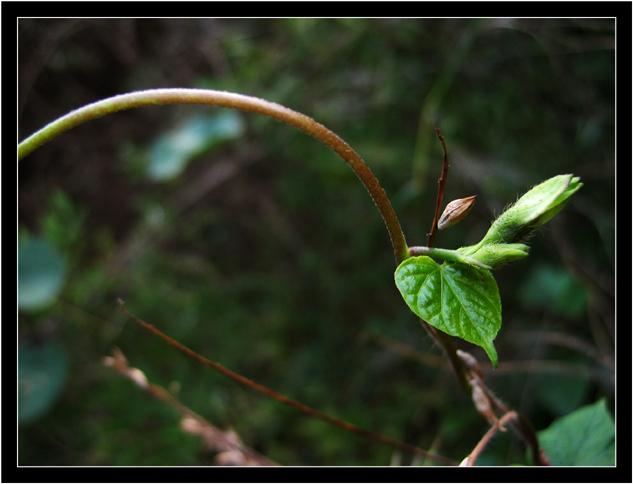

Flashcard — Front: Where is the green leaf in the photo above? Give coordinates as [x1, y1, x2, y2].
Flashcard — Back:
[147, 111, 245, 181]
[18, 237, 67, 311]
[19, 338, 70, 425]
[395, 256, 501, 366]
[538, 399, 614, 466]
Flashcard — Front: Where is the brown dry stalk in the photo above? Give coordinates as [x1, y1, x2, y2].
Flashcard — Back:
[104, 347, 277, 466]
[459, 353, 548, 466]
[117, 299, 457, 466]
[461, 411, 518, 466]
[426, 127, 450, 248]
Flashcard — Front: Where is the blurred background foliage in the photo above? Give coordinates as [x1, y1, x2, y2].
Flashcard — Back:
[18, 18, 614, 466]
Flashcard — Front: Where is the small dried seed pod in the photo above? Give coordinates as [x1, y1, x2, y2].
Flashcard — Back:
[437, 195, 477, 230]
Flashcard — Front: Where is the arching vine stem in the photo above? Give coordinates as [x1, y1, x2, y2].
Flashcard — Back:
[18, 88, 409, 264]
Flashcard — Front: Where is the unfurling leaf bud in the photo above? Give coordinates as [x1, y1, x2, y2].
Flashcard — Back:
[437, 195, 477, 230]
[455, 175, 581, 270]
[479, 174, 582, 246]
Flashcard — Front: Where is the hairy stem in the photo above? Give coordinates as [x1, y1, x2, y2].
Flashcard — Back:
[18, 88, 409, 264]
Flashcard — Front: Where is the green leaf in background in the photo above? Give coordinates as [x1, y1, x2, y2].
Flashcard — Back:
[538, 399, 614, 466]
[147, 110, 245, 181]
[18, 237, 67, 311]
[19, 339, 70, 425]
[395, 256, 501, 366]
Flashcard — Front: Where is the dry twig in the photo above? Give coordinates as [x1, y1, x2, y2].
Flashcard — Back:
[104, 347, 278, 466]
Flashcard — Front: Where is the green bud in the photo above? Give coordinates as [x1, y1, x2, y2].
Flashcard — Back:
[480, 174, 582, 246]
[468, 243, 530, 269]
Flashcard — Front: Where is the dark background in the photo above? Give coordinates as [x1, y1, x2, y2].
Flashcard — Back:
[18, 18, 615, 466]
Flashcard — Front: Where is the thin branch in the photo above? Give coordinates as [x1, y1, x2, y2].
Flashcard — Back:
[104, 347, 277, 466]
[117, 299, 457, 466]
[458, 351, 549, 466]
[424, 324, 471, 393]
[461, 411, 518, 467]
[426, 127, 450, 248]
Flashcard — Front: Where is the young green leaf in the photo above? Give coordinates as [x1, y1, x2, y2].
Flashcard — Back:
[471, 174, 583, 249]
[395, 256, 501, 367]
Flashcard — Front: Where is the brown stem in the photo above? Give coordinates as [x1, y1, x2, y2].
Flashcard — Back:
[462, 411, 517, 466]
[464, 359, 549, 466]
[18, 88, 409, 264]
[416, 128, 470, 392]
[117, 299, 457, 466]
[422, 322, 471, 393]
[104, 347, 278, 466]
[426, 127, 450, 248]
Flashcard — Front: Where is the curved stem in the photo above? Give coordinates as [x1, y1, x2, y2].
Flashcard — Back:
[18, 88, 409, 264]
